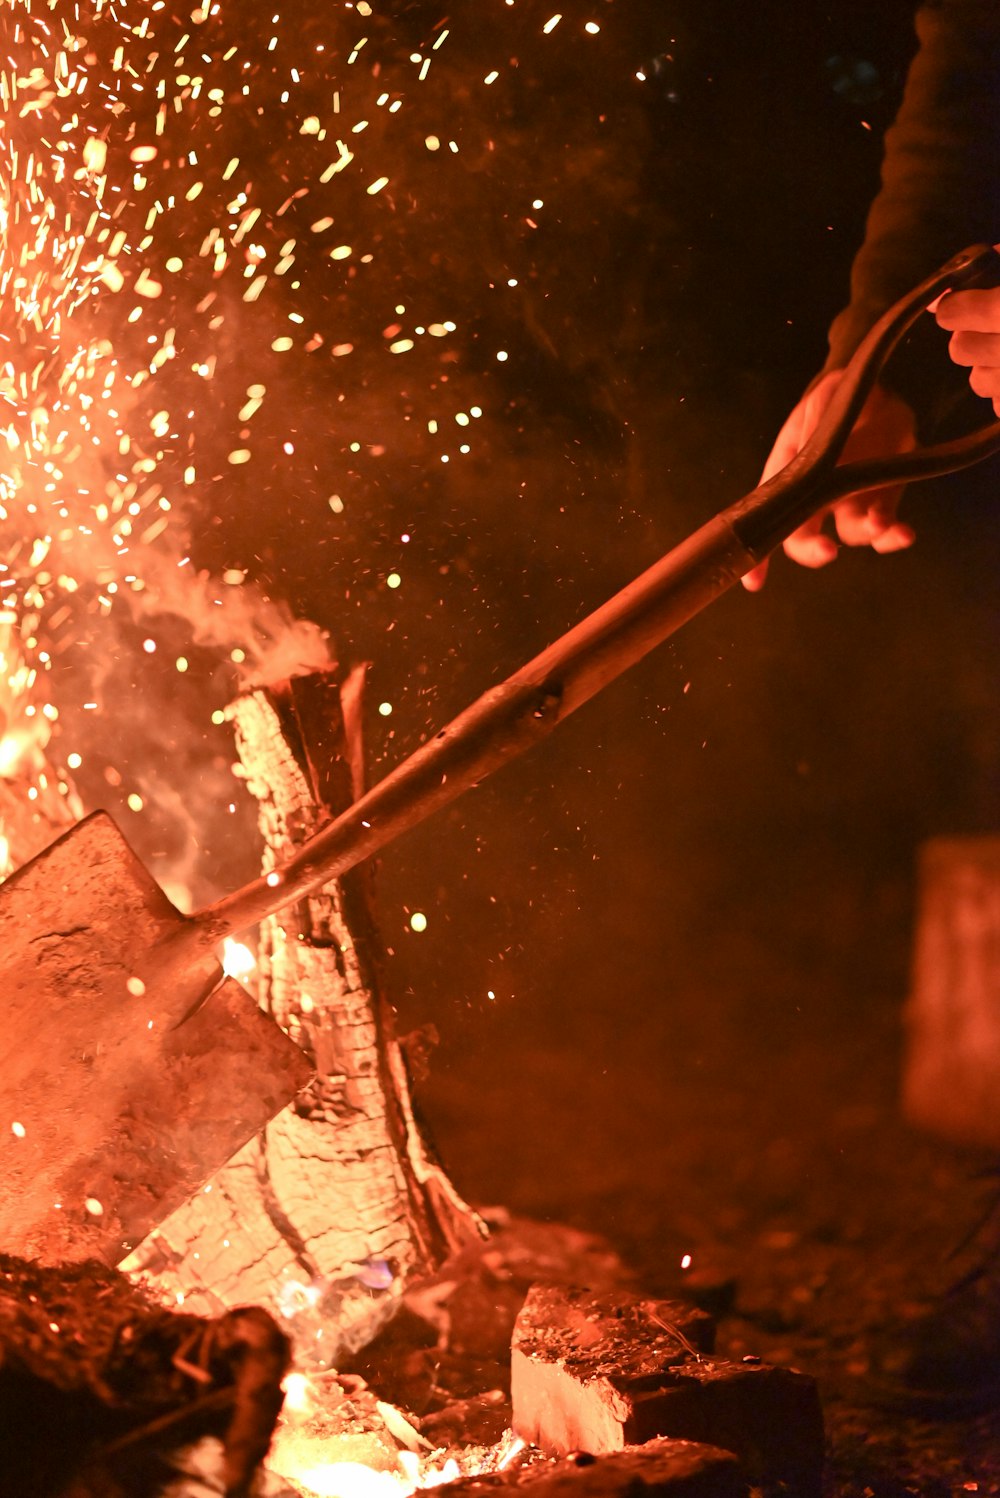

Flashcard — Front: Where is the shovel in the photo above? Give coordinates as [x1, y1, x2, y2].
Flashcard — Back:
[2, 244, 999, 1268]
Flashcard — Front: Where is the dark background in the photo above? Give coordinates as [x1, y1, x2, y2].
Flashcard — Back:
[314, 0, 998, 1233]
[64, 1, 1000, 1190]
[37, 0, 998, 1395]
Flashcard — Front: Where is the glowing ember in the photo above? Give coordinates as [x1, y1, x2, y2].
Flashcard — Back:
[268, 1365, 517, 1498]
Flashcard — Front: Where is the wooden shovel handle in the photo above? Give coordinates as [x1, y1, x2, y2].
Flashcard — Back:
[198, 245, 1000, 947]
[200, 513, 754, 943]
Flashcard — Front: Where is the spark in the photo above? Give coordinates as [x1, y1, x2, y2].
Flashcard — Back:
[0, 0, 616, 956]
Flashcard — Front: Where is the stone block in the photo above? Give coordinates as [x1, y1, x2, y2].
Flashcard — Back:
[512, 1286, 822, 1497]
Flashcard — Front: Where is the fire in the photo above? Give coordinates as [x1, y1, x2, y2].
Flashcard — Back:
[268, 1368, 525, 1498]
[3, 5, 597, 1490]
[1, 0, 605, 889]
[222, 937, 257, 984]
[283, 1462, 424, 1498]
[0, 736, 23, 779]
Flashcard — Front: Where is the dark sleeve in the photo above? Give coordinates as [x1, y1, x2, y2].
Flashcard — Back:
[824, 0, 1000, 377]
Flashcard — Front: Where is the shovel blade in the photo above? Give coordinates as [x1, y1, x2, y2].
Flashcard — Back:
[0, 811, 312, 1263]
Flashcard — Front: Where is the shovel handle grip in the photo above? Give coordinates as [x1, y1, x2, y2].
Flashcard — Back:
[726, 242, 1000, 557]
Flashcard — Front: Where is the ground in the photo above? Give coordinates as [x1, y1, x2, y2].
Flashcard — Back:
[351, 11, 1000, 1494]
[415, 846, 1000, 1496]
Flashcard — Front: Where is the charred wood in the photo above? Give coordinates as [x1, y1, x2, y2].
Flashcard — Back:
[511, 1285, 823, 1498]
[442, 1441, 743, 1498]
[127, 669, 481, 1360]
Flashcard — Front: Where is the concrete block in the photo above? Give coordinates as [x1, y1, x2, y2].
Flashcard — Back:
[512, 1285, 822, 1498]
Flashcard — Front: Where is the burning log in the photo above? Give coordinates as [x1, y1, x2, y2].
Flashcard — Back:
[511, 1286, 823, 1498]
[127, 669, 481, 1360]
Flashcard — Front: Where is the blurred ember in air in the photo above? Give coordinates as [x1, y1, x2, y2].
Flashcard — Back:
[0, 3, 654, 1486]
[0, 0, 643, 904]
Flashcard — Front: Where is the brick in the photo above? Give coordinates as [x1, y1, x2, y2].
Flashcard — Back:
[511, 1286, 822, 1498]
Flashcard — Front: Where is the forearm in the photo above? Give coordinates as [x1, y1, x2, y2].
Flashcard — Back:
[826, 0, 1000, 374]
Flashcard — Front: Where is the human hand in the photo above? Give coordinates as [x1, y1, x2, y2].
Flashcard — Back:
[935, 283, 1000, 415]
[741, 370, 918, 591]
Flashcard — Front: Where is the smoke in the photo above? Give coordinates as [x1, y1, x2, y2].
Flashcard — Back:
[125, 548, 332, 690]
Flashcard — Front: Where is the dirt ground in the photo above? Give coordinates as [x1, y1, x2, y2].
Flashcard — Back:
[412, 848, 1000, 1497]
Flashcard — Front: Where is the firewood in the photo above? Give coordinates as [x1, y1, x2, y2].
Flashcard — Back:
[126, 668, 481, 1360]
[511, 1285, 823, 1498]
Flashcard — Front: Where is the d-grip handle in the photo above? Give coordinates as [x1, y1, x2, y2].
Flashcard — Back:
[197, 247, 1000, 947]
[728, 243, 1000, 560]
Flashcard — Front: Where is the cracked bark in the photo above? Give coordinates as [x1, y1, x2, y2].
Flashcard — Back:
[125, 668, 482, 1361]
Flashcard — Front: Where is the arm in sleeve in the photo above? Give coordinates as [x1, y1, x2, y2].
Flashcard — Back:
[825, 0, 1000, 377]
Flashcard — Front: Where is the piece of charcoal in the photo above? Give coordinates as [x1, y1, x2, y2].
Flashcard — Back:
[418, 1390, 512, 1446]
[511, 1285, 822, 1498]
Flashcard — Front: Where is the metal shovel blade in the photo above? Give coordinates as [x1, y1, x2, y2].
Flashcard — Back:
[0, 811, 312, 1264]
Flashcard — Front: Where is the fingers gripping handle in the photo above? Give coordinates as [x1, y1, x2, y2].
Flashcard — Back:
[727, 244, 1000, 560]
[193, 248, 1000, 948]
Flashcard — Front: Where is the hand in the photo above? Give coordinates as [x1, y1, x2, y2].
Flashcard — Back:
[935, 283, 1000, 415]
[741, 370, 918, 591]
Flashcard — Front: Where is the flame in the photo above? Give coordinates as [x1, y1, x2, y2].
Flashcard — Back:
[270, 1447, 464, 1498]
[269, 1374, 523, 1498]
[0, 736, 23, 778]
[222, 937, 257, 984]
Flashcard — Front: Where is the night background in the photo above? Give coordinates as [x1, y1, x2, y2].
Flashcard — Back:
[4, 0, 1000, 1489]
